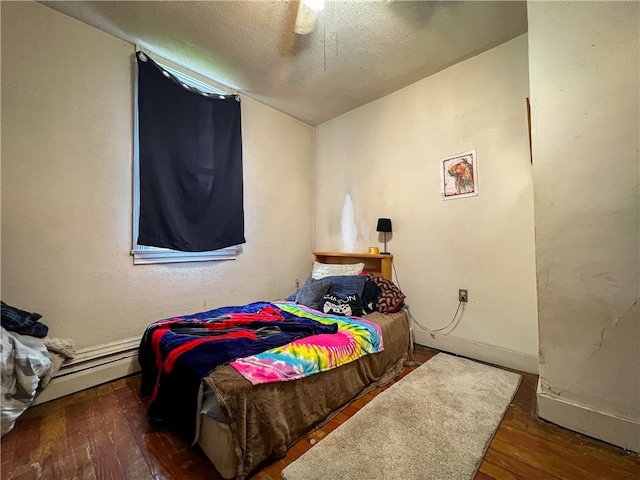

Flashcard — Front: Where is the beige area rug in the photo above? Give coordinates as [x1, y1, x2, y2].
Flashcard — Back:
[281, 353, 521, 480]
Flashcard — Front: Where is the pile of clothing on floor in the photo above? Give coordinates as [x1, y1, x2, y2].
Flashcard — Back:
[1, 301, 75, 436]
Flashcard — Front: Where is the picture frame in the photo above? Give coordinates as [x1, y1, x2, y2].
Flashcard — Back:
[440, 150, 478, 200]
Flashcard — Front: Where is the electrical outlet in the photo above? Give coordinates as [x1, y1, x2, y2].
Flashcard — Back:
[458, 289, 468, 303]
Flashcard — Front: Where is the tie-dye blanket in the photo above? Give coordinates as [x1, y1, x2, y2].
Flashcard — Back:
[230, 303, 384, 385]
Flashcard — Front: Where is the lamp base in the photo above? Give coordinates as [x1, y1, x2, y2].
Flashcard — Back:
[381, 252, 391, 255]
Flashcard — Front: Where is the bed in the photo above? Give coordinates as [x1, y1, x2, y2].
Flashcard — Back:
[140, 252, 412, 480]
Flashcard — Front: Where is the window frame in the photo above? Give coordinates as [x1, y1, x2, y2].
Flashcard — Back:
[132, 50, 240, 265]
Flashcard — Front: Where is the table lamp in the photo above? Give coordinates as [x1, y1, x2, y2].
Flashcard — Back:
[376, 218, 392, 255]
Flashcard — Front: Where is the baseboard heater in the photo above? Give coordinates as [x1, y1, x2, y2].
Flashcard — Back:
[32, 335, 142, 406]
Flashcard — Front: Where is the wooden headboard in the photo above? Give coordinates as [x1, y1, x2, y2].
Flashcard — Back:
[313, 252, 393, 281]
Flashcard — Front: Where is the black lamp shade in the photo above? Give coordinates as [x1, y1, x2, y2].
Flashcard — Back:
[376, 218, 392, 233]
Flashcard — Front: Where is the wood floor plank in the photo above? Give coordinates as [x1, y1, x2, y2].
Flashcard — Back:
[491, 426, 637, 480]
[109, 378, 169, 480]
[476, 459, 522, 480]
[2, 344, 639, 480]
[250, 469, 280, 480]
[62, 396, 100, 479]
[258, 459, 287, 480]
[87, 394, 152, 480]
[479, 446, 560, 480]
[3, 414, 43, 480]
[0, 421, 16, 478]
[499, 407, 640, 475]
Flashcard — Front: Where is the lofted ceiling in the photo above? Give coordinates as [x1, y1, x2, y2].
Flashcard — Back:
[41, 1, 528, 126]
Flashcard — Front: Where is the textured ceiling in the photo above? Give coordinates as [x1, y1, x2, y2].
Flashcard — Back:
[41, 1, 528, 126]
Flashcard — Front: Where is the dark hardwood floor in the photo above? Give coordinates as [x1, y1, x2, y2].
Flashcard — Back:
[2, 345, 639, 480]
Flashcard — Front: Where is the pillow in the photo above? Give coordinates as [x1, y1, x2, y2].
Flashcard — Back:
[321, 293, 364, 317]
[294, 277, 332, 311]
[311, 261, 365, 280]
[366, 274, 406, 314]
[323, 275, 367, 298]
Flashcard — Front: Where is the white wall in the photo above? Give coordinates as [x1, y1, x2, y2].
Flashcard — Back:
[314, 35, 539, 373]
[528, 1, 639, 452]
[1, 2, 314, 350]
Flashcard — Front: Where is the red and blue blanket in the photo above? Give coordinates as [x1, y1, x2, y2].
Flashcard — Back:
[138, 302, 338, 441]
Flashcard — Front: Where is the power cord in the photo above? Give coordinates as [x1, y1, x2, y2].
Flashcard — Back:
[392, 262, 464, 337]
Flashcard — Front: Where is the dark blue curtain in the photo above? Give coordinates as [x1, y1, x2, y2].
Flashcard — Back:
[137, 53, 245, 252]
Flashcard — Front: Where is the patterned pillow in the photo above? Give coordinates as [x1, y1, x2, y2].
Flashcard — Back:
[321, 293, 364, 317]
[366, 274, 406, 314]
[311, 261, 365, 280]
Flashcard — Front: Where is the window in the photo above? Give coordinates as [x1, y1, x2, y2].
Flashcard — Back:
[132, 51, 244, 264]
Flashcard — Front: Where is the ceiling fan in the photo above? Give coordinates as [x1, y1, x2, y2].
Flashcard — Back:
[293, 0, 395, 35]
[294, 0, 326, 35]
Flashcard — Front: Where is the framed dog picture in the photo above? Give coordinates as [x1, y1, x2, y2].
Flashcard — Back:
[440, 150, 478, 200]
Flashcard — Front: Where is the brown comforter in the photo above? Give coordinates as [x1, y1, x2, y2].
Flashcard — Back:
[203, 309, 413, 480]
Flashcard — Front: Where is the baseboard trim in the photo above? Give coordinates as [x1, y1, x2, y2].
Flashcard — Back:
[33, 336, 141, 405]
[537, 384, 640, 453]
[412, 330, 539, 374]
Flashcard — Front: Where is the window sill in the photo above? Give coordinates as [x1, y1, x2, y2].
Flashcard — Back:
[132, 246, 238, 265]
